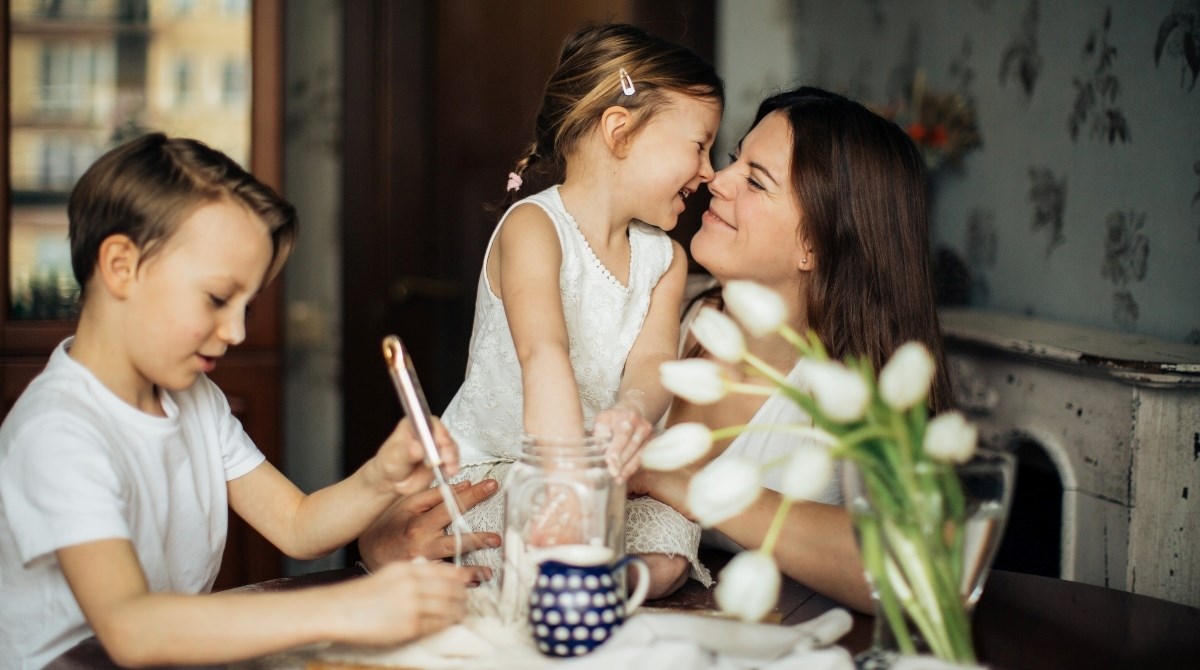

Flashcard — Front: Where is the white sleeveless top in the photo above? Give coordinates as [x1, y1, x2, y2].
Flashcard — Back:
[443, 185, 674, 465]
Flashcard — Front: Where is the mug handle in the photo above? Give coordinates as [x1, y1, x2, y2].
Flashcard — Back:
[613, 555, 651, 615]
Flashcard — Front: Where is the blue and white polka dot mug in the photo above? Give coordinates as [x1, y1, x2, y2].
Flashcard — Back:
[528, 545, 650, 658]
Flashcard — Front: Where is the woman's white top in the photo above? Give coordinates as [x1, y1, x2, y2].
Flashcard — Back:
[443, 185, 674, 464]
[677, 277, 843, 504]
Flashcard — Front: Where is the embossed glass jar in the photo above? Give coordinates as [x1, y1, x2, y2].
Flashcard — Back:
[499, 434, 626, 624]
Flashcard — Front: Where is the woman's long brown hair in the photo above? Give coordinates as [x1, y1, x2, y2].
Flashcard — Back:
[750, 87, 953, 412]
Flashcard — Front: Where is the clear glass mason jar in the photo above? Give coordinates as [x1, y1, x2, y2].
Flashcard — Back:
[498, 433, 626, 624]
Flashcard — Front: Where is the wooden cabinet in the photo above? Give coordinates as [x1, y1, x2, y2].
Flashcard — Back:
[1, 0, 285, 590]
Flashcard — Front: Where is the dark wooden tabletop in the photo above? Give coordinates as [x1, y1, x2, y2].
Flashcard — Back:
[48, 555, 1200, 670]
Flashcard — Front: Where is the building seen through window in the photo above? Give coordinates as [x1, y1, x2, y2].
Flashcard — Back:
[7, 0, 250, 319]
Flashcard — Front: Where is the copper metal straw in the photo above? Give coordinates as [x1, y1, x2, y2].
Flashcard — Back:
[381, 335, 472, 563]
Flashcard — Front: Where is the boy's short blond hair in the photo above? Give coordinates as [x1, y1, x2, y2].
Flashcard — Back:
[68, 133, 297, 296]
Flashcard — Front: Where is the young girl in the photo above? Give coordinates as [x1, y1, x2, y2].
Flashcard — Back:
[0, 134, 473, 668]
[368, 23, 723, 599]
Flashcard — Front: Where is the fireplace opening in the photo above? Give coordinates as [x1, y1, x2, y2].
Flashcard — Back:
[991, 436, 1063, 579]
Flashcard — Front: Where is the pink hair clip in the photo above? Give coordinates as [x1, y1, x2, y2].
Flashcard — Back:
[619, 68, 636, 96]
[506, 172, 523, 192]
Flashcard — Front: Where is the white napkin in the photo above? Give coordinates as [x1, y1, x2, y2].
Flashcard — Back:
[298, 608, 856, 670]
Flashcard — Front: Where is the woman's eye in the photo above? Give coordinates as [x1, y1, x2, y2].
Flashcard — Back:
[745, 177, 765, 192]
[726, 153, 738, 167]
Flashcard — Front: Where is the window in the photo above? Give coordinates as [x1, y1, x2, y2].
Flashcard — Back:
[174, 57, 194, 105]
[221, 59, 247, 105]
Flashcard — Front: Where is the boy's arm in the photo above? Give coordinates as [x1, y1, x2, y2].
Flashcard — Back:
[597, 241, 688, 481]
[228, 418, 448, 560]
[57, 538, 470, 666]
[494, 204, 584, 437]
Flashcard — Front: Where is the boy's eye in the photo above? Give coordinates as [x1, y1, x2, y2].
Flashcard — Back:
[209, 294, 229, 308]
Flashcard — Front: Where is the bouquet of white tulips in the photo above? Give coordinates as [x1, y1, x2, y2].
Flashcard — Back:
[645, 280, 982, 664]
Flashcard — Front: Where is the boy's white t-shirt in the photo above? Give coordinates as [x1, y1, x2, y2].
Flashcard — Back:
[0, 338, 265, 669]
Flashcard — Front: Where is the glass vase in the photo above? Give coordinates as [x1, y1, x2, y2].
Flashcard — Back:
[844, 448, 1015, 668]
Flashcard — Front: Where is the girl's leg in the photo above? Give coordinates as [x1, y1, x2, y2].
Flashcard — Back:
[630, 552, 691, 599]
[623, 495, 713, 597]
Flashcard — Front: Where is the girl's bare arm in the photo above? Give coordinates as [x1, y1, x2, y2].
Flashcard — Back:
[493, 204, 584, 437]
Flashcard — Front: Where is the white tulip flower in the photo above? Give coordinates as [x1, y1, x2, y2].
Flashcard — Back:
[641, 423, 714, 471]
[715, 551, 781, 622]
[724, 280, 787, 337]
[660, 359, 728, 405]
[923, 411, 978, 464]
[797, 359, 870, 423]
[778, 445, 834, 501]
[690, 307, 746, 363]
[879, 341, 936, 411]
[687, 457, 762, 527]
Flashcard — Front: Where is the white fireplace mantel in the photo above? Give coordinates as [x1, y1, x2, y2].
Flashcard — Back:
[939, 308, 1200, 608]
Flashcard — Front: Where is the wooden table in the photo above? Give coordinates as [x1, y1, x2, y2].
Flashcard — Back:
[47, 558, 1200, 669]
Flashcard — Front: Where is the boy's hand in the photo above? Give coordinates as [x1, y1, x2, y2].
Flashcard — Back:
[373, 417, 460, 496]
[336, 560, 472, 645]
[594, 398, 652, 484]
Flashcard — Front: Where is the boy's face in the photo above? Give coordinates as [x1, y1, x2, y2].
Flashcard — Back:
[125, 199, 273, 393]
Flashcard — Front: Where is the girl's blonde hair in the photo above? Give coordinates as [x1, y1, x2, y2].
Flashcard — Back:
[507, 23, 723, 199]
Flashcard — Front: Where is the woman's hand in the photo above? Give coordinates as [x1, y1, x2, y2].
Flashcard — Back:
[627, 466, 694, 519]
[359, 479, 501, 580]
[594, 396, 653, 484]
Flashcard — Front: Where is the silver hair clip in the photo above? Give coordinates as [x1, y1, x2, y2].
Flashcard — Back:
[619, 68, 636, 96]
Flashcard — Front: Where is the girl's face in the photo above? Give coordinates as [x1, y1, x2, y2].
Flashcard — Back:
[621, 92, 722, 231]
[691, 111, 808, 294]
[124, 199, 273, 396]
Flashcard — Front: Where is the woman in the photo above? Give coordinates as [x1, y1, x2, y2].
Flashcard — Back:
[360, 86, 951, 613]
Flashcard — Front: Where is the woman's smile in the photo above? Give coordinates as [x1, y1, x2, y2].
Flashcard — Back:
[702, 206, 735, 230]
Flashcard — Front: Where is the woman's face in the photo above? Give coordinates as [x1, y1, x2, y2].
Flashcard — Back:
[691, 111, 809, 294]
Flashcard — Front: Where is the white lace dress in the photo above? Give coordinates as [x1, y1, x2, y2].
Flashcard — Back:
[442, 185, 711, 585]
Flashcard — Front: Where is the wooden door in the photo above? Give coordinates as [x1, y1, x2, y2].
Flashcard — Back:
[341, 0, 715, 517]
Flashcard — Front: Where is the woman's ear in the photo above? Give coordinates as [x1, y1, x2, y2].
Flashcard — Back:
[599, 105, 635, 158]
[95, 234, 141, 299]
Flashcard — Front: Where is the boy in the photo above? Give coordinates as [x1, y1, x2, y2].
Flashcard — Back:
[0, 134, 471, 668]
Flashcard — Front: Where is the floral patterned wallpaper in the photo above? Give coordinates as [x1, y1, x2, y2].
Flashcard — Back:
[767, 0, 1200, 343]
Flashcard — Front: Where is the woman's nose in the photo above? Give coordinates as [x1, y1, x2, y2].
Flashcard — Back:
[707, 164, 733, 199]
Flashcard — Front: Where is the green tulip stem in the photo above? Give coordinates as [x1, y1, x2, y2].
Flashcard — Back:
[759, 496, 794, 556]
[742, 352, 790, 387]
[725, 382, 778, 397]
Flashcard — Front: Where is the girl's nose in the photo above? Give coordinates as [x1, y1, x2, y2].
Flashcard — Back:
[219, 309, 247, 346]
[698, 151, 716, 183]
